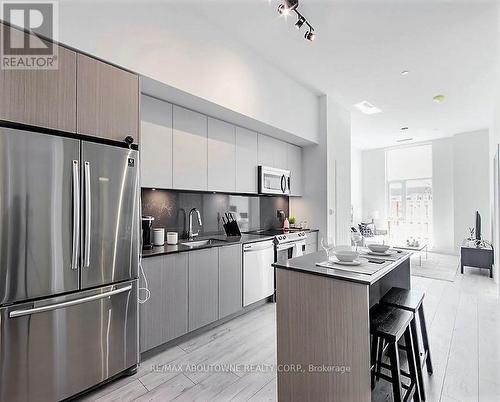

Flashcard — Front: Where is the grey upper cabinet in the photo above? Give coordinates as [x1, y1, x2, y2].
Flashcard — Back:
[274, 139, 288, 170]
[258, 134, 288, 170]
[140, 95, 173, 189]
[77, 54, 139, 143]
[219, 244, 243, 319]
[208, 118, 236, 192]
[173, 106, 208, 190]
[189, 248, 219, 331]
[0, 23, 77, 133]
[258, 134, 275, 167]
[140, 254, 188, 353]
[287, 144, 303, 196]
[235, 127, 258, 193]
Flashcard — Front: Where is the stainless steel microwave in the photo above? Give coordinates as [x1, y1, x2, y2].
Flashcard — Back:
[258, 166, 290, 195]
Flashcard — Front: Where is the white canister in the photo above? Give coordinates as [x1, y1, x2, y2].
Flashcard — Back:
[152, 228, 165, 246]
[166, 232, 178, 245]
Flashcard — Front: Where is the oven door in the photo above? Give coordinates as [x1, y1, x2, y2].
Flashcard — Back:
[276, 243, 296, 264]
[258, 166, 290, 195]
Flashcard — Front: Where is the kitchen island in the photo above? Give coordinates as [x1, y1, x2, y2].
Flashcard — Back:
[273, 250, 411, 402]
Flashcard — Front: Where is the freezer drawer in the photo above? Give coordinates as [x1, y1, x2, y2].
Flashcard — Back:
[0, 280, 138, 402]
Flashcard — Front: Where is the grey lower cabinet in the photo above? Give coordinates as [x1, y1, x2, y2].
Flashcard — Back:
[140, 244, 245, 352]
[219, 244, 243, 319]
[140, 253, 188, 353]
[188, 248, 219, 331]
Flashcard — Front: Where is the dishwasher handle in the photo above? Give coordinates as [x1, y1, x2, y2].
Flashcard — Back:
[243, 241, 274, 252]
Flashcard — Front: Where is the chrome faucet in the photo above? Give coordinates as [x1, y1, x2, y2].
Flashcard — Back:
[188, 208, 202, 239]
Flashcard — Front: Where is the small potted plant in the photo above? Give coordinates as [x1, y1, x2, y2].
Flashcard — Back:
[289, 216, 297, 228]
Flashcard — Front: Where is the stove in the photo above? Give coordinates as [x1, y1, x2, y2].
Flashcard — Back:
[245, 229, 307, 260]
[246, 228, 306, 238]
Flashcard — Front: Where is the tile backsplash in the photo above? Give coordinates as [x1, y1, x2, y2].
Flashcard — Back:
[142, 189, 289, 238]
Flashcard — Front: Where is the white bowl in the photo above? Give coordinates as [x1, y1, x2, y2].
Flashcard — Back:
[334, 250, 360, 262]
[368, 244, 390, 253]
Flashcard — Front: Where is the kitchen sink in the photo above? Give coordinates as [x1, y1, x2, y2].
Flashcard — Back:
[180, 239, 228, 248]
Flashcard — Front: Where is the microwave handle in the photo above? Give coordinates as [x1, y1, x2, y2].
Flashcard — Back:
[281, 174, 286, 193]
[287, 176, 291, 193]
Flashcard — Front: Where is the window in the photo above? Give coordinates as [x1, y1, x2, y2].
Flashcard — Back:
[386, 145, 432, 246]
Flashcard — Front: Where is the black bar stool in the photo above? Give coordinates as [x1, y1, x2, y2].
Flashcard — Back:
[370, 304, 421, 402]
[381, 287, 433, 401]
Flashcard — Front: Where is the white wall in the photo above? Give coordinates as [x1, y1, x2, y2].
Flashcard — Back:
[491, 3, 500, 283]
[290, 96, 351, 245]
[361, 148, 386, 227]
[351, 147, 363, 226]
[329, 100, 352, 246]
[432, 138, 455, 254]
[360, 131, 491, 254]
[453, 130, 491, 251]
[58, 1, 319, 144]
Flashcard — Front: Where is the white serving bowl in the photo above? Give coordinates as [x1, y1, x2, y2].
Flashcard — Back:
[334, 250, 360, 262]
[367, 244, 390, 253]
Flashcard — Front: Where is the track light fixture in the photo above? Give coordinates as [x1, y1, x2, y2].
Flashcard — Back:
[276, 0, 316, 42]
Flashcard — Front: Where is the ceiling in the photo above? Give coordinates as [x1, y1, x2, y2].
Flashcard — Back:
[182, 0, 498, 149]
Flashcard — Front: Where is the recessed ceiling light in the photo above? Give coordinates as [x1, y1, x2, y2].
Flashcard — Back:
[353, 101, 382, 115]
[401, 70, 410, 75]
[396, 138, 413, 143]
[433, 94, 446, 103]
[400, 126, 409, 131]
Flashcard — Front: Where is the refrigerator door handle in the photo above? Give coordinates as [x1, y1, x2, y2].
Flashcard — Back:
[84, 161, 91, 268]
[71, 160, 80, 270]
[9, 285, 133, 318]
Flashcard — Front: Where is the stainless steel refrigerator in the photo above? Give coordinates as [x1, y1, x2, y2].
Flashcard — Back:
[0, 127, 140, 402]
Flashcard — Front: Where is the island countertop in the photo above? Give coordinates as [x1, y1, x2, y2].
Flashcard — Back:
[274, 250, 413, 401]
[273, 250, 411, 285]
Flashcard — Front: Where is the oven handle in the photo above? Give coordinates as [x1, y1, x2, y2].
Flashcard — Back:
[276, 243, 296, 251]
[9, 285, 132, 318]
[243, 241, 274, 252]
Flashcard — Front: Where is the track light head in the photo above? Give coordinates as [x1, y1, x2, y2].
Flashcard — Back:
[295, 16, 305, 29]
[284, 0, 299, 11]
[304, 29, 316, 41]
[277, 4, 289, 16]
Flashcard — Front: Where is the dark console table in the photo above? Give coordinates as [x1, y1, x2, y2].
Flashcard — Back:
[460, 240, 493, 278]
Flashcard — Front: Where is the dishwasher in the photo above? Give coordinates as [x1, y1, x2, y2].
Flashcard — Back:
[243, 240, 275, 306]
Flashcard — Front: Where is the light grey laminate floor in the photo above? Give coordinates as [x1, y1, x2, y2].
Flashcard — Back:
[77, 253, 500, 402]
